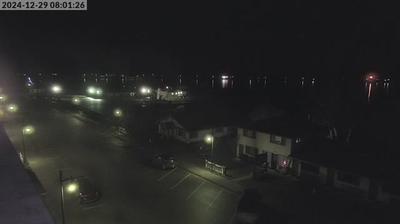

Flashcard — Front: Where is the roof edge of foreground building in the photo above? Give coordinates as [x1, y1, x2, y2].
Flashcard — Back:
[0, 124, 54, 224]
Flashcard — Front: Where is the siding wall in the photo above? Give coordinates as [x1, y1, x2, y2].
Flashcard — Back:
[237, 128, 292, 157]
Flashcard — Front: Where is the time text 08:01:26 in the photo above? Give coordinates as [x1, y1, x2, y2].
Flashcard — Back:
[0, 0, 87, 10]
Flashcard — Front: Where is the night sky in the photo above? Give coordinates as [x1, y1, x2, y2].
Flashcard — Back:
[0, 0, 399, 77]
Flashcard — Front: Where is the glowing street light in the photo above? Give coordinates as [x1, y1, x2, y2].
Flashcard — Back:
[113, 108, 123, 117]
[72, 97, 80, 105]
[59, 170, 80, 224]
[65, 182, 78, 193]
[51, 84, 63, 94]
[22, 125, 35, 135]
[21, 125, 34, 166]
[7, 104, 18, 113]
[0, 94, 7, 103]
[204, 134, 214, 160]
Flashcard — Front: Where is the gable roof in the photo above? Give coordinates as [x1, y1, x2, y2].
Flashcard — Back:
[240, 117, 325, 138]
[162, 103, 242, 131]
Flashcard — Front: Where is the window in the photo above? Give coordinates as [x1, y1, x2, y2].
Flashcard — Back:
[177, 129, 185, 137]
[245, 145, 258, 156]
[270, 135, 286, 145]
[301, 162, 319, 174]
[337, 172, 360, 186]
[189, 131, 198, 138]
[243, 129, 256, 138]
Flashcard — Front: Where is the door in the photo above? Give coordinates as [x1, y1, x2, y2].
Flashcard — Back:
[271, 153, 277, 169]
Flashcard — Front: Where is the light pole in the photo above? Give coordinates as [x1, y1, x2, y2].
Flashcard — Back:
[204, 134, 214, 160]
[113, 108, 124, 135]
[59, 170, 78, 224]
[21, 125, 34, 166]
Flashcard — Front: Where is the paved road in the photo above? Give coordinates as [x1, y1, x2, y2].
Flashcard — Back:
[5, 103, 239, 224]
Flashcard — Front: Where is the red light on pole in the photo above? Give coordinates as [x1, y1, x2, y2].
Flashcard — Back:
[366, 73, 378, 82]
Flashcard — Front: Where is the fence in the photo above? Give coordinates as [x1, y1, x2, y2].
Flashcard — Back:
[205, 159, 226, 176]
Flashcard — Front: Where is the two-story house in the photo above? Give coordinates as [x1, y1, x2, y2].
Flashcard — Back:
[236, 117, 320, 173]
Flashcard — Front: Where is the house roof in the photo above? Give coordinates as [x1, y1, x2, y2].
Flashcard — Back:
[239, 117, 325, 138]
[164, 104, 241, 131]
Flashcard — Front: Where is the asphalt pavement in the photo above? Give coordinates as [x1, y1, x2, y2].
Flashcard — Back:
[4, 103, 240, 224]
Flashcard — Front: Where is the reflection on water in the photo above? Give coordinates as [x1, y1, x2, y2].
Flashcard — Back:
[263, 76, 267, 88]
[77, 73, 394, 103]
[364, 76, 392, 102]
[367, 82, 372, 102]
[221, 78, 228, 89]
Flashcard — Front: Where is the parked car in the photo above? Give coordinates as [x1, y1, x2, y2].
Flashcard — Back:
[151, 153, 176, 170]
[78, 178, 101, 204]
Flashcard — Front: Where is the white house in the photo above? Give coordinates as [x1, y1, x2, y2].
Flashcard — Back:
[236, 118, 319, 173]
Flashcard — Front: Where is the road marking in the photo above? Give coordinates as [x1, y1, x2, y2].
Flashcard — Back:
[186, 181, 204, 200]
[229, 173, 253, 182]
[170, 173, 191, 189]
[157, 168, 177, 181]
[207, 190, 223, 210]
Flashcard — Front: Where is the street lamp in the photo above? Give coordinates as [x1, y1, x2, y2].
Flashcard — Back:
[51, 85, 63, 94]
[21, 125, 34, 166]
[66, 182, 78, 193]
[113, 108, 123, 118]
[204, 134, 214, 160]
[72, 97, 80, 105]
[7, 104, 18, 113]
[95, 89, 102, 96]
[0, 94, 7, 103]
[59, 170, 79, 224]
[23, 125, 35, 135]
